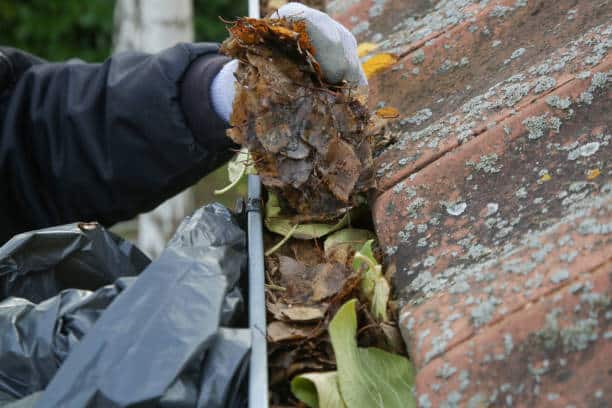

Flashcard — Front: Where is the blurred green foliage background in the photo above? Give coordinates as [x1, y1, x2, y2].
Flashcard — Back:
[0, 0, 247, 62]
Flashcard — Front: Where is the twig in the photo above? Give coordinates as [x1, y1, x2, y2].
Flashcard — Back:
[265, 283, 287, 291]
[213, 165, 245, 195]
[357, 323, 379, 336]
[265, 223, 299, 256]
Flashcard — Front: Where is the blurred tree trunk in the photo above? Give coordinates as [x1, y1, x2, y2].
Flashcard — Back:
[113, 0, 195, 258]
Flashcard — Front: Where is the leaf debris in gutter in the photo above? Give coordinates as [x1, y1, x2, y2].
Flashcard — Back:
[218, 14, 413, 408]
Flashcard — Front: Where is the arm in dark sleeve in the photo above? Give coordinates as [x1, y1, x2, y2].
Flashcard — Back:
[0, 44, 233, 243]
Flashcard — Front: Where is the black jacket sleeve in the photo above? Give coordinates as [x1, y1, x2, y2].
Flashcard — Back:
[0, 43, 233, 245]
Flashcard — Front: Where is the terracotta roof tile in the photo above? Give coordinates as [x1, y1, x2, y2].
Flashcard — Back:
[329, 0, 611, 405]
[412, 261, 610, 407]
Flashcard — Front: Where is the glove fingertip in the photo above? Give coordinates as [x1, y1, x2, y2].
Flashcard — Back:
[277, 2, 310, 19]
[210, 60, 239, 123]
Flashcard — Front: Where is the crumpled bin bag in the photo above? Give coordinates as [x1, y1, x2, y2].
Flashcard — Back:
[0, 220, 150, 303]
[0, 204, 250, 407]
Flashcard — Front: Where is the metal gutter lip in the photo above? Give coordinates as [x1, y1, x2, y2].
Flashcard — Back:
[247, 175, 268, 408]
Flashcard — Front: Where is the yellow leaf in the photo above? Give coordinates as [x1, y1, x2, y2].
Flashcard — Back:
[357, 42, 378, 57]
[587, 168, 600, 180]
[375, 107, 400, 119]
[540, 173, 552, 182]
[270, 25, 298, 40]
[362, 53, 397, 79]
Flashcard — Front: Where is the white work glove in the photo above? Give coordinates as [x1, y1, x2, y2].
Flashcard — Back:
[210, 2, 367, 123]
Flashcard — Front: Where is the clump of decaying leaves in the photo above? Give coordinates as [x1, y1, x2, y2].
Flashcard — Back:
[221, 16, 374, 220]
[264, 239, 405, 406]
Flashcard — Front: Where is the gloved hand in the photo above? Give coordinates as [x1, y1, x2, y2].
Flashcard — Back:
[210, 2, 367, 123]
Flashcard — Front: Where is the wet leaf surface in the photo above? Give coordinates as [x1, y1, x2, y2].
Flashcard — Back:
[291, 372, 346, 408]
[329, 300, 415, 408]
[291, 300, 415, 408]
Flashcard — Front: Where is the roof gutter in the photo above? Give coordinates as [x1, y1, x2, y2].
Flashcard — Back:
[247, 174, 268, 408]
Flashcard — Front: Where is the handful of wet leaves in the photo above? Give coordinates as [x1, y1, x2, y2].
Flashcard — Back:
[221, 16, 375, 219]
[219, 15, 413, 407]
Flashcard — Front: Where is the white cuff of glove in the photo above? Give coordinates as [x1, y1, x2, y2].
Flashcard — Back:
[210, 59, 239, 123]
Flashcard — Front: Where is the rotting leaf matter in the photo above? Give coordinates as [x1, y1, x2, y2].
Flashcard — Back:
[221, 16, 375, 220]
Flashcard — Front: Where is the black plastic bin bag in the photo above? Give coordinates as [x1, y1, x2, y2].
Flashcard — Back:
[0, 278, 133, 400]
[0, 221, 150, 303]
[0, 204, 250, 407]
[0, 222, 148, 401]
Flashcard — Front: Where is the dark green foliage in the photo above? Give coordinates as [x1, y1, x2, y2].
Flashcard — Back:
[0, 0, 247, 62]
[0, 1, 114, 62]
[194, 0, 247, 44]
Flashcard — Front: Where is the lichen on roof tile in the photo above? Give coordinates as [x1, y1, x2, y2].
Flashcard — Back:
[331, 0, 612, 404]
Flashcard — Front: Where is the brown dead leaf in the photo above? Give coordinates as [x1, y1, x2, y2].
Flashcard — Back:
[311, 263, 350, 301]
[287, 239, 324, 265]
[317, 138, 361, 202]
[380, 322, 406, 355]
[277, 256, 312, 301]
[267, 300, 285, 321]
[325, 244, 352, 265]
[268, 321, 315, 342]
[327, 274, 361, 312]
[270, 360, 326, 387]
[277, 158, 313, 189]
[280, 305, 325, 322]
[265, 239, 397, 406]
[277, 255, 351, 304]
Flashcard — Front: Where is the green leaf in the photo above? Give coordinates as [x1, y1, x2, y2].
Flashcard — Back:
[230, 147, 256, 181]
[371, 277, 390, 322]
[265, 191, 283, 218]
[352, 240, 376, 273]
[214, 148, 255, 195]
[329, 300, 416, 408]
[291, 372, 347, 408]
[265, 193, 350, 239]
[323, 228, 376, 256]
[352, 240, 390, 321]
[352, 240, 380, 299]
[265, 223, 299, 256]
